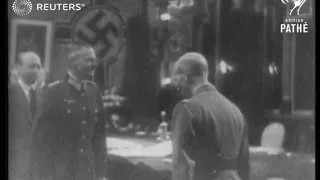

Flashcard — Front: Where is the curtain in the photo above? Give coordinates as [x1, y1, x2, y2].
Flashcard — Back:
[122, 12, 158, 122]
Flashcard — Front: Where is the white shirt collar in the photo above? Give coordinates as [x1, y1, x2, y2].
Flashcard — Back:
[68, 70, 80, 82]
[68, 70, 93, 84]
[18, 78, 36, 102]
[18, 78, 36, 91]
[192, 83, 207, 95]
[67, 70, 84, 91]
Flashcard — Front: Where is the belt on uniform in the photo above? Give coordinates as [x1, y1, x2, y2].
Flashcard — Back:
[195, 159, 238, 180]
[216, 159, 238, 171]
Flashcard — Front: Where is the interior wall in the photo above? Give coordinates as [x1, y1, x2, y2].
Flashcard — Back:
[293, 20, 315, 110]
[121, 13, 158, 122]
[220, 11, 265, 145]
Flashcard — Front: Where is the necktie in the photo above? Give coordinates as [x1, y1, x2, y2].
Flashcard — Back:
[29, 88, 37, 119]
[80, 83, 86, 94]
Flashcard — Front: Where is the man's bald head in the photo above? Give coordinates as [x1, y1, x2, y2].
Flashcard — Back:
[17, 51, 41, 66]
[172, 52, 209, 79]
[16, 51, 41, 85]
[171, 52, 209, 97]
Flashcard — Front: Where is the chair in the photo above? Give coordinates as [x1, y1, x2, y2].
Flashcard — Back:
[250, 122, 286, 154]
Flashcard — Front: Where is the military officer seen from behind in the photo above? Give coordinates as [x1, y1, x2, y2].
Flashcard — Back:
[170, 52, 250, 180]
[32, 43, 108, 180]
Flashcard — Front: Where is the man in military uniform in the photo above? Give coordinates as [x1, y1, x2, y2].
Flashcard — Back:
[32, 43, 108, 180]
[170, 52, 250, 180]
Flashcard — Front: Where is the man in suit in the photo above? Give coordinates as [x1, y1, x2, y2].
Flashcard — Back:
[32, 43, 108, 180]
[9, 51, 42, 180]
[170, 52, 250, 180]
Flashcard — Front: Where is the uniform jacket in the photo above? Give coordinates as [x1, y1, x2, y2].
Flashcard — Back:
[8, 80, 40, 180]
[171, 83, 250, 180]
[31, 77, 108, 180]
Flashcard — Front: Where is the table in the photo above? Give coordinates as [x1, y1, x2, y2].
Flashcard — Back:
[106, 135, 315, 180]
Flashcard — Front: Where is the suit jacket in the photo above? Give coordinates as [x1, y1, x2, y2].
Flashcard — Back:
[8, 80, 39, 180]
[31, 78, 108, 180]
[171, 83, 250, 180]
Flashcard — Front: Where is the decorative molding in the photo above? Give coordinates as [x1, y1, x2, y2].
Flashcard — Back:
[9, 19, 53, 73]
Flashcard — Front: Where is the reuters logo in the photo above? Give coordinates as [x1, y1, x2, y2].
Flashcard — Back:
[12, 0, 33, 16]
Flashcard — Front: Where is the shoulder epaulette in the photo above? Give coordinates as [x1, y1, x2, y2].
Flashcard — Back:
[47, 81, 62, 88]
[84, 80, 98, 89]
[181, 99, 190, 103]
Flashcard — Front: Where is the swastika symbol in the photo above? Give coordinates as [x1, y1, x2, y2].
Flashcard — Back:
[74, 9, 122, 59]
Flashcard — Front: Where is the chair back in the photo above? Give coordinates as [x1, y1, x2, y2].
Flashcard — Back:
[261, 122, 285, 149]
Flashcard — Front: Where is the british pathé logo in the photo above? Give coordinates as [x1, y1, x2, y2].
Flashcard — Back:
[280, 0, 309, 34]
[281, 0, 307, 16]
[280, 19, 308, 33]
